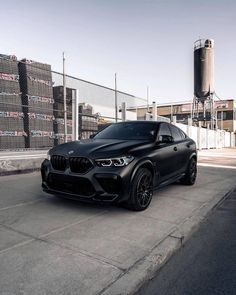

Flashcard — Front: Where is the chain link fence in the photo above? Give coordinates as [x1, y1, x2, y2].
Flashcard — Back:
[0, 54, 146, 150]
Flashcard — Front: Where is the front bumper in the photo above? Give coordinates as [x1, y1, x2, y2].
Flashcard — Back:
[41, 159, 132, 203]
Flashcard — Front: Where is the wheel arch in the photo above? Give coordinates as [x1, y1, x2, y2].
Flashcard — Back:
[130, 159, 155, 183]
[189, 152, 197, 162]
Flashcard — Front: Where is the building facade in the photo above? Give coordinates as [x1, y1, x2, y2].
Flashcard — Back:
[129, 99, 236, 133]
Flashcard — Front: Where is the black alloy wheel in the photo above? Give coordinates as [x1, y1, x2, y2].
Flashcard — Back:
[129, 168, 153, 211]
[180, 158, 197, 185]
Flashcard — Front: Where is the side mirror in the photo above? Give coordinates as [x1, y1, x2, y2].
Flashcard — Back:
[89, 133, 96, 139]
[156, 135, 174, 144]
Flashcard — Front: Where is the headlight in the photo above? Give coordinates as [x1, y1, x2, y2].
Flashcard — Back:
[95, 156, 134, 167]
[46, 151, 51, 161]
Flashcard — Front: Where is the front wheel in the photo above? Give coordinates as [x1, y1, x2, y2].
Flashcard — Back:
[128, 168, 153, 211]
[180, 158, 197, 185]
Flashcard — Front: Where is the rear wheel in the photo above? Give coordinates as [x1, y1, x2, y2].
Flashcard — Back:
[180, 157, 197, 185]
[128, 168, 153, 211]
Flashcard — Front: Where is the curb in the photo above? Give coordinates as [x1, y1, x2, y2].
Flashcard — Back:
[0, 167, 40, 177]
[100, 188, 235, 295]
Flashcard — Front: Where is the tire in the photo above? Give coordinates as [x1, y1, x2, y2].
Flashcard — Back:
[180, 157, 197, 185]
[128, 168, 153, 211]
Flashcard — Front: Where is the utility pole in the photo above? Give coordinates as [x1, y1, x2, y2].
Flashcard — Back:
[115, 73, 118, 122]
[63, 52, 67, 143]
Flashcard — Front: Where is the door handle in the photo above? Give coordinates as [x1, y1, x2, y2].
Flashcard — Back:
[174, 146, 178, 152]
[186, 144, 190, 148]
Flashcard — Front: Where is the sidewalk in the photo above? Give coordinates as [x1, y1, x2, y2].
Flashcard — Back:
[0, 148, 235, 294]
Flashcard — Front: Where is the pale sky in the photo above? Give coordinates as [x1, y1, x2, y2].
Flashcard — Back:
[1, 0, 235, 103]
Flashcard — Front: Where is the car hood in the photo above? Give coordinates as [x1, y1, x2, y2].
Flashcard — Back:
[50, 138, 153, 158]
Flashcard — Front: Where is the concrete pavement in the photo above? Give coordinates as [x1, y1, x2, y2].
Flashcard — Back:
[0, 148, 235, 294]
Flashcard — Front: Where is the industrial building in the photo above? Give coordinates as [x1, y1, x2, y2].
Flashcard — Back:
[128, 98, 236, 133]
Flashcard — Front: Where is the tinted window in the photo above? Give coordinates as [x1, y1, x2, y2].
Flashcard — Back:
[178, 129, 187, 139]
[169, 125, 183, 141]
[94, 122, 158, 140]
[158, 123, 171, 137]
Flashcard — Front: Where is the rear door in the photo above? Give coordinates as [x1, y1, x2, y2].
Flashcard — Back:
[152, 123, 178, 183]
[169, 124, 190, 173]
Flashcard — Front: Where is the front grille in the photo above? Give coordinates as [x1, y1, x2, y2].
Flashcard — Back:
[51, 155, 67, 171]
[47, 173, 95, 196]
[69, 157, 93, 174]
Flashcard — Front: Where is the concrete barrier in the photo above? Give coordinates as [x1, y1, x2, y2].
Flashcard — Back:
[0, 150, 46, 175]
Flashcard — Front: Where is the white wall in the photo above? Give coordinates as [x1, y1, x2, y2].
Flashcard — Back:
[175, 122, 235, 149]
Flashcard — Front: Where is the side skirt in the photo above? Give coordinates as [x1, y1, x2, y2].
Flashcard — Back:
[154, 173, 185, 190]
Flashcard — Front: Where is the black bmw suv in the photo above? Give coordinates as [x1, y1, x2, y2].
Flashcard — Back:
[41, 121, 197, 211]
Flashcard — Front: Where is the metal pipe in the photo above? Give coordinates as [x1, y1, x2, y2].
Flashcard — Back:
[121, 102, 126, 122]
[147, 86, 149, 112]
[115, 73, 118, 122]
[63, 52, 67, 143]
[72, 89, 79, 141]
[171, 104, 173, 122]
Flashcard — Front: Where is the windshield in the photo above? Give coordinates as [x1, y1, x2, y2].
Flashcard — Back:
[94, 122, 158, 140]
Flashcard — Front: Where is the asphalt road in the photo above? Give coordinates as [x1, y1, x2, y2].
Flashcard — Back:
[136, 188, 236, 295]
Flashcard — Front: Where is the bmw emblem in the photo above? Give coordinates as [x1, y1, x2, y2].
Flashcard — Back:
[68, 150, 74, 155]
